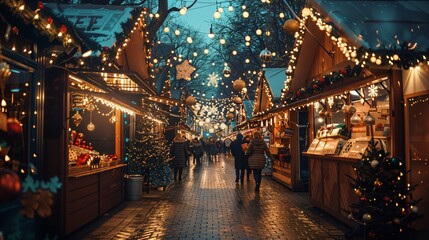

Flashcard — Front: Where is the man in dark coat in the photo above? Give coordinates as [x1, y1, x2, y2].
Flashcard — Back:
[230, 133, 247, 184]
[171, 134, 188, 181]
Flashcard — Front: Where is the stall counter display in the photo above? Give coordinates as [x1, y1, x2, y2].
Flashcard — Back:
[307, 124, 348, 155]
[68, 130, 119, 175]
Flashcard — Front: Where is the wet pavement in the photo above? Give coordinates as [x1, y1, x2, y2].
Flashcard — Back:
[68, 154, 350, 240]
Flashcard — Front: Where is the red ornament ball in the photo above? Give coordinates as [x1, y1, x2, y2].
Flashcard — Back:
[60, 24, 67, 34]
[0, 168, 22, 203]
[296, 90, 301, 97]
[319, 77, 325, 83]
[313, 84, 318, 90]
[47, 16, 53, 24]
[7, 117, 23, 136]
[38, 1, 44, 9]
[383, 196, 390, 202]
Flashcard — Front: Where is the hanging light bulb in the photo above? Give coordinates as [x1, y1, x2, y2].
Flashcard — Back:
[208, 24, 215, 39]
[179, 7, 187, 15]
[204, 49, 209, 54]
[242, 11, 249, 18]
[228, 5, 234, 11]
[175, 29, 181, 35]
[256, 29, 262, 35]
[214, 11, 221, 19]
[163, 26, 170, 32]
[220, 39, 226, 45]
[187, 37, 193, 44]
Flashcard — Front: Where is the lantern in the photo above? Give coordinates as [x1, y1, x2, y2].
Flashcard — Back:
[259, 48, 272, 62]
[350, 113, 361, 125]
[233, 96, 242, 104]
[282, 19, 300, 35]
[185, 95, 197, 106]
[223, 66, 231, 78]
[233, 78, 245, 92]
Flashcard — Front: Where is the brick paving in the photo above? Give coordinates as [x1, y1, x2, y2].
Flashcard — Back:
[69, 154, 349, 240]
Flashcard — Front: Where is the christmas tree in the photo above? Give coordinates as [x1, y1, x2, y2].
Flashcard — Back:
[126, 118, 171, 187]
[346, 138, 422, 239]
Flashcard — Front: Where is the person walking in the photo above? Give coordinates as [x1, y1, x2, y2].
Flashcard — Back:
[171, 134, 189, 181]
[224, 137, 232, 156]
[206, 137, 216, 162]
[191, 137, 203, 164]
[246, 131, 274, 192]
[230, 133, 247, 184]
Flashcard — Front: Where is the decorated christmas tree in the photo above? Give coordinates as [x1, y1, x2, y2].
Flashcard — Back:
[126, 118, 171, 187]
[346, 137, 422, 239]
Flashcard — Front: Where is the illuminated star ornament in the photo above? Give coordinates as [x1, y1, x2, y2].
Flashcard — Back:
[207, 73, 220, 87]
[368, 84, 378, 98]
[176, 60, 195, 81]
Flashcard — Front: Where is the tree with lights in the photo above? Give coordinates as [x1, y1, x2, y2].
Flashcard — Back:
[346, 136, 422, 239]
[126, 118, 172, 187]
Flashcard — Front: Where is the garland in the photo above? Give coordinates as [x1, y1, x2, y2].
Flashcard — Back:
[285, 65, 362, 103]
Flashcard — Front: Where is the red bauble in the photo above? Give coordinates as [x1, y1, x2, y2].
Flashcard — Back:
[0, 168, 22, 203]
[296, 90, 301, 96]
[7, 117, 23, 136]
[360, 197, 367, 203]
[47, 16, 53, 24]
[38, 1, 44, 10]
[340, 69, 347, 76]
[383, 196, 390, 202]
[60, 24, 67, 34]
[319, 77, 325, 83]
[313, 84, 318, 90]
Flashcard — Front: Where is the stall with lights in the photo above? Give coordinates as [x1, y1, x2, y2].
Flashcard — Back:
[261, 0, 429, 236]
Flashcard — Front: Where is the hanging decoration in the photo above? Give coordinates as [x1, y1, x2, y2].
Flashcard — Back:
[0, 168, 21, 203]
[185, 95, 197, 106]
[363, 112, 375, 125]
[86, 103, 95, 132]
[368, 84, 379, 98]
[72, 111, 82, 127]
[282, 19, 299, 35]
[227, 112, 235, 120]
[109, 113, 117, 124]
[233, 96, 243, 104]
[233, 78, 246, 92]
[176, 60, 195, 81]
[259, 48, 272, 62]
[207, 73, 220, 87]
[223, 65, 231, 78]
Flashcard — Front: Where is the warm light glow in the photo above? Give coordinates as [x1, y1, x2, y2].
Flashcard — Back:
[242, 11, 249, 18]
[180, 7, 187, 15]
[214, 11, 221, 19]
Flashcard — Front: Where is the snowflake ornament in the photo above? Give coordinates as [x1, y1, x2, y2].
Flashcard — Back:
[207, 73, 220, 87]
[368, 84, 378, 98]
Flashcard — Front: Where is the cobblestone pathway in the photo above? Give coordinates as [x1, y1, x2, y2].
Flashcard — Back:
[75, 154, 348, 240]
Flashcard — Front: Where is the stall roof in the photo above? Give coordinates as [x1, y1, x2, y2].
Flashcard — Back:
[264, 68, 286, 99]
[310, 0, 429, 51]
[243, 100, 254, 120]
[46, 4, 134, 49]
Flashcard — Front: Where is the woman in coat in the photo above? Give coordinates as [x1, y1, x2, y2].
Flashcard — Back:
[230, 133, 247, 184]
[171, 134, 189, 181]
[246, 131, 274, 191]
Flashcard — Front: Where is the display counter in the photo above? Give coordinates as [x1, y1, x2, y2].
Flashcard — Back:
[66, 164, 126, 234]
[303, 152, 358, 226]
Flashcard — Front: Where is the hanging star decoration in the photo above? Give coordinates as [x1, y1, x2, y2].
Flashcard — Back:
[176, 60, 195, 81]
[368, 84, 379, 98]
[207, 73, 220, 87]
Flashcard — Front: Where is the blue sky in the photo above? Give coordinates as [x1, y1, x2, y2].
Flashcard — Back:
[177, 1, 219, 34]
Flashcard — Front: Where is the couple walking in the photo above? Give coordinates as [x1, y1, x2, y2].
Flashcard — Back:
[231, 131, 274, 191]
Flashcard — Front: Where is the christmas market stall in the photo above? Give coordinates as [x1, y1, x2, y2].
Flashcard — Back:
[271, 0, 428, 237]
[40, 3, 168, 236]
[249, 68, 308, 191]
[0, 1, 101, 239]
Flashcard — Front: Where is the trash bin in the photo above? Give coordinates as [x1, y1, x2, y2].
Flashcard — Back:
[125, 174, 144, 200]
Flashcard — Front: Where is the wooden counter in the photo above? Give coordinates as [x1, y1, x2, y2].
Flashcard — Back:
[303, 153, 359, 227]
[66, 165, 126, 234]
